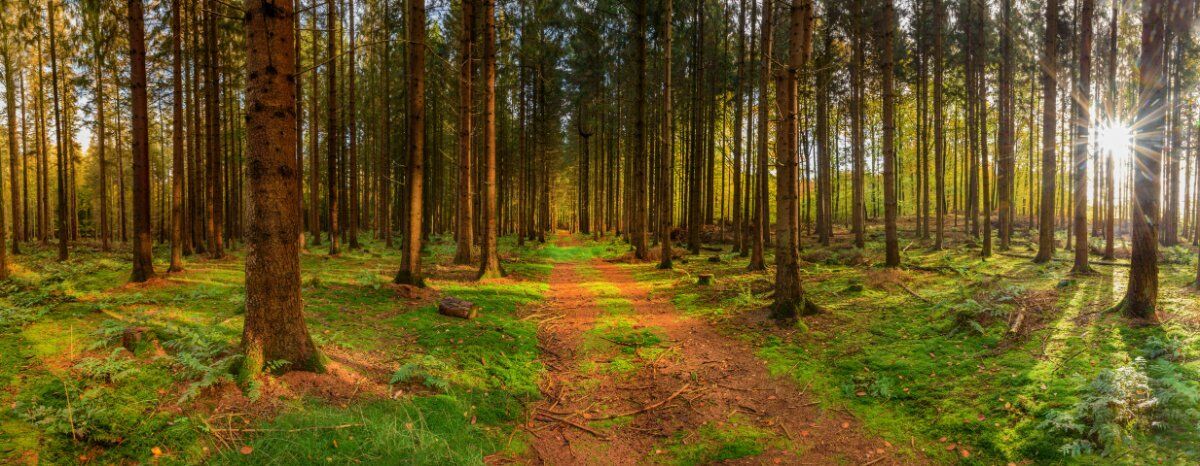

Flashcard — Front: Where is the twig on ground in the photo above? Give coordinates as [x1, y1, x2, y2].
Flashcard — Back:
[535, 412, 609, 439]
[591, 383, 692, 420]
[214, 423, 363, 433]
[898, 282, 932, 304]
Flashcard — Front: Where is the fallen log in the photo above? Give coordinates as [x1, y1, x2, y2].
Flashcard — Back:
[438, 297, 479, 319]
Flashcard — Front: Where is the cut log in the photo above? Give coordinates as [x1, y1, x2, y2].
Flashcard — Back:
[438, 297, 479, 319]
[697, 274, 714, 286]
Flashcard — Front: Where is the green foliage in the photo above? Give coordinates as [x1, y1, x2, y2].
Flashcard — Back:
[661, 418, 779, 465]
[391, 354, 454, 392]
[216, 398, 505, 465]
[74, 348, 139, 382]
[1041, 337, 1200, 459]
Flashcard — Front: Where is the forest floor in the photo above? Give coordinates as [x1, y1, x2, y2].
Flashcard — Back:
[1, 224, 1199, 465]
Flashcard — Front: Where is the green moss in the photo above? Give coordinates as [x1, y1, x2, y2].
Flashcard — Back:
[659, 416, 780, 465]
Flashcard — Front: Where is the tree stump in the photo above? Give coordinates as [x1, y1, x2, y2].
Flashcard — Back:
[121, 326, 150, 353]
[697, 274, 714, 286]
[438, 297, 479, 319]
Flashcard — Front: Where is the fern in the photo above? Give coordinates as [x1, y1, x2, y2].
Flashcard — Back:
[74, 348, 140, 382]
[390, 355, 453, 392]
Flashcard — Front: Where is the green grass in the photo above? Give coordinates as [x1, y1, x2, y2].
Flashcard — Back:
[658, 415, 785, 464]
[629, 234, 1200, 465]
[0, 235, 599, 464]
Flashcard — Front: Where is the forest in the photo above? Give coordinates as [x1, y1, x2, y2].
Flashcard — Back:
[0, 0, 1199, 463]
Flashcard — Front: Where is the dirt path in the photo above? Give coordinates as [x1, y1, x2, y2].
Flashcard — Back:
[521, 253, 917, 465]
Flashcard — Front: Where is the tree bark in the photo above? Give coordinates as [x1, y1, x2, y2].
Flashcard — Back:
[881, 0, 899, 267]
[850, 0, 865, 249]
[773, 0, 814, 320]
[3, 41, 21, 258]
[325, 0, 340, 255]
[454, 0, 475, 265]
[1071, 0, 1094, 273]
[395, 0, 426, 286]
[658, 0, 674, 270]
[1122, 0, 1166, 320]
[48, 0, 68, 261]
[241, 0, 322, 376]
[748, 0, 772, 272]
[170, 0, 185, 271]
[128, 0, 155, 282]
[631, 0, 648, 259]
[205, 0, 225, 259]
[933, 0, 945, 249]
[1033, 0, 1059, 263]
[477, 0, 501, 279]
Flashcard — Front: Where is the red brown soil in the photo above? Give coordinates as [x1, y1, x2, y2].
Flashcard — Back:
[520, 252, 923, 465]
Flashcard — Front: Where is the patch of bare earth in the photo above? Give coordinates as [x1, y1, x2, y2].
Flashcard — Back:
[517, 257, 921, 465]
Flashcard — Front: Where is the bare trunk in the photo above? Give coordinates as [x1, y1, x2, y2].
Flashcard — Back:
[773, 0, 815, 320]
[129, 0, 155, 282]
[478, 0, 501, 278]
[658, 0, 674, 270]
[748, 0, 772, 271]
[454, 0, 475, 265]
[881, 0, 898, 267]
[1071, 0, 1094, 273]
[241, 0, 322, 375]
[1122, 0, 1165, 320]
[169, 0, 185, 271]
[1033, 0, 1059, 263]
[395, 0, 426, 286]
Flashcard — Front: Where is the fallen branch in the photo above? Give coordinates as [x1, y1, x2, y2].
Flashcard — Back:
[1008, 311, 1026, 334]
[214, 423, 363, 433]
[591, 383, 692, 420]
[860, 456, 888, 466]
[535, 412, 609, 439]
[898, 282, 932, 304]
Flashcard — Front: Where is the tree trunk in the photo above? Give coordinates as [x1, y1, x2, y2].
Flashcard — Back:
[1033, 0, 1059, 263]
[395, 0, 426, 286]
[933, 0, 945, 249]
[658, 0, 674, 270]
[881, 0, 899, 267]
[998, 0, 1014, 250]
[748, 0, 772, 272]
[454, 0, 475, 265]
[169, 0, 185, 271]
[1103, 0, 1116, 260]
[850, 0, 865, 249]
[1071, 0, 1094, 273]
[631, 0, 648, 259]
[49, 0, 68, 261]
[347, 0, 359, 250]
[205, 0, 224, 258]
[241, 0, 323, 376]
[1122, 0, 1166, 320]
[477, 0, 501, 279]
[4, 43, 21, 258]
[773, 0, 814, 320]
[128, 0, 155, 282]
[325, 0, 340, 255]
